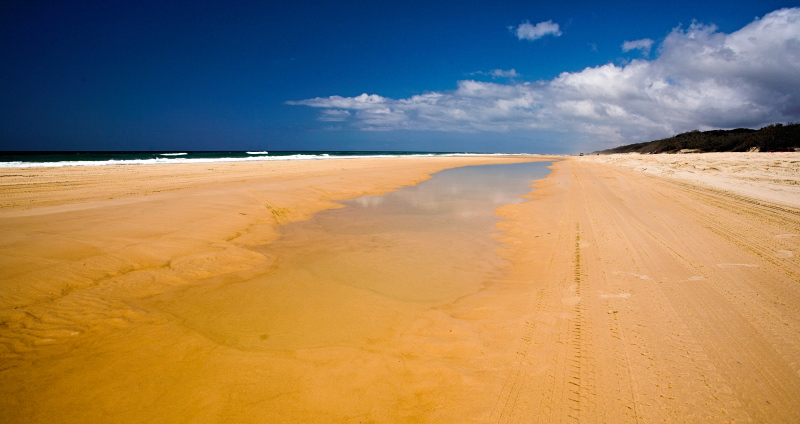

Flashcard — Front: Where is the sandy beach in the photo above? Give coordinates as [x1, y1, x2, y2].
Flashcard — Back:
[584, 152, 800, 208]
[1, 153, 799, 422]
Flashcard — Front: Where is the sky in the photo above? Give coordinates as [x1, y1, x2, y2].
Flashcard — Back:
[1, 0, 799, 153]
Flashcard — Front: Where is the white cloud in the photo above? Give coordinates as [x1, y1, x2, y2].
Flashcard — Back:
[289, 8, 800, 148]
[622, 38, 654, 55]
[469, 69, 520, 78]
[288, 92, 387, 110]
[512, 20, 562, 41]
[491, 69, 520, 78]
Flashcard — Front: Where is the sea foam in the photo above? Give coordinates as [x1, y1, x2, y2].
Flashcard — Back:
[0, 152, 535, 168]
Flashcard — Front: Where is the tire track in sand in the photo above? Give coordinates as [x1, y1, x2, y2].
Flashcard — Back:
[490, 158, 800, 422]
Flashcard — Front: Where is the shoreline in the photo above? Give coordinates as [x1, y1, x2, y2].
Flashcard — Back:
[0, 152, 541, 169]
[0, 156, 555, 310]
[0, 155, 551, 212]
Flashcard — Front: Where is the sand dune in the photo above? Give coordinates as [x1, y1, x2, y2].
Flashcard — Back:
[1, 154, 799, 422]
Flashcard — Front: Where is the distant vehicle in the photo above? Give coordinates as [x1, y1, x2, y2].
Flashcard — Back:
[579, 153, 584, 156]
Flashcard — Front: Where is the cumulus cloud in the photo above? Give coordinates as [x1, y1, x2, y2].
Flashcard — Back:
[289, 8, 800, 147]
[511, 20, 562, 41]
[622, 38, 654, 55]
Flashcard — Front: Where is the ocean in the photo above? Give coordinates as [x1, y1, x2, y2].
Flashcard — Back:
[0, 151, 531, 168]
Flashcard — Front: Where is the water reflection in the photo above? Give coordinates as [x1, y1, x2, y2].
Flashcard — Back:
[329, 161, 552, 234]
[351, 161, 549, 209]
[155, 161, 553, 350]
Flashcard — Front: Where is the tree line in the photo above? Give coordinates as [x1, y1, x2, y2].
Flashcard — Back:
[595, 123, 800, 154]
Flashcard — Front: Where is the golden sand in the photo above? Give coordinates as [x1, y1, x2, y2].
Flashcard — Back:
[2, 154, 800, 422]
[0, 155, 547, 422]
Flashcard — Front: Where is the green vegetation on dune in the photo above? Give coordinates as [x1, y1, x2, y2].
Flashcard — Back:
[595, 123, 800, 154]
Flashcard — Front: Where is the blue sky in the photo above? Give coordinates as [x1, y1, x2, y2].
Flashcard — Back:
[1, 1, 799, 153]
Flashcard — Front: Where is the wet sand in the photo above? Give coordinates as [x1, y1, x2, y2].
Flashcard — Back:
[2, 153, 800, 422]
[0, 155, 550, 422]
